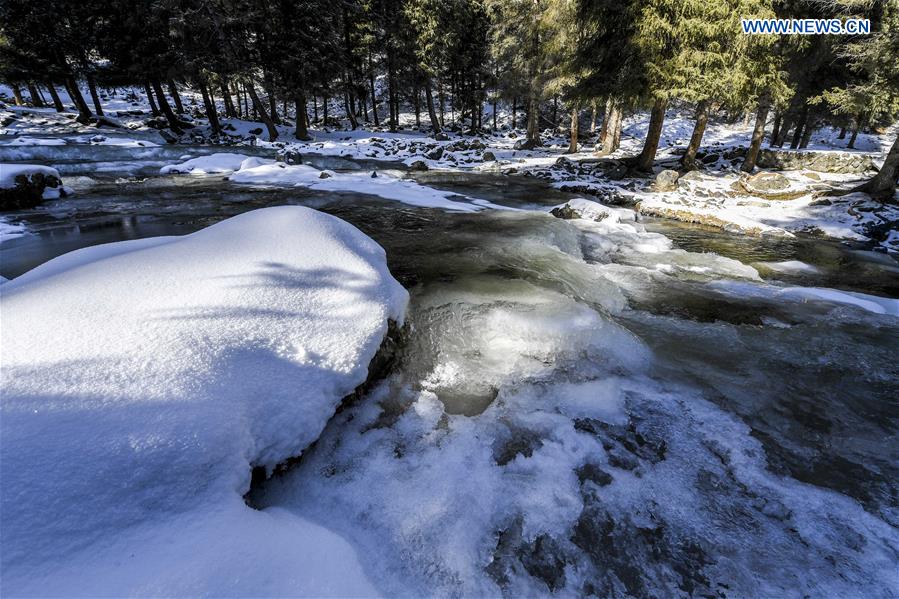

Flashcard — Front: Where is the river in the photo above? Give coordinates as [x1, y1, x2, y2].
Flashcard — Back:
[2, 139, 897, 596]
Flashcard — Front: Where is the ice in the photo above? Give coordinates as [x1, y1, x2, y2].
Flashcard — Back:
[0, 206, 407, 595]
[711, 280, 899, 316]
[0, 216, 29, 243]
[0, 136, 67, 146]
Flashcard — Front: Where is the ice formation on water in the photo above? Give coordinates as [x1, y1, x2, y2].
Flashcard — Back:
[257, 200, 898, 597]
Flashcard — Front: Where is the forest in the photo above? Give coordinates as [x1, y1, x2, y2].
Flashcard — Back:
[1, 0, 898, 597]
[2, 0, 898, 195]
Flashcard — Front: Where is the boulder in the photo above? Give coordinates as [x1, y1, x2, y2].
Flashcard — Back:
[482, 151, 496, 162]
[408, 160, 429, 171]
[434, 132, 449, 141]
[513, 138, 541, 151]
[0, 167, 65, 211]
[744, 171, 790, 191]
[652, 169, 680, 192]
[550, 199, 613, 222]
[426, 146, 444, 160]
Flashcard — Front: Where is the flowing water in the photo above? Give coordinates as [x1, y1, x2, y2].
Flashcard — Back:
[2, 142, 898, 596]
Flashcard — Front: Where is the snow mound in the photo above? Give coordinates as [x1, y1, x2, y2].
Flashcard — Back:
[159, 152, 258, 175]
[0, 163, 60, 189]
[230, 162, 499, 211]
[1, 206, 407, 595]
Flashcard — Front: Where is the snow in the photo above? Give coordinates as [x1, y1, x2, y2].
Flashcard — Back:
[0, 216, 29, 243]
[0, 163, 60, 188]
[0, 206, 407, 595]
[159, 152, 256, 175]
[0, 136, 67, 146]
[187, 157, 514, 212]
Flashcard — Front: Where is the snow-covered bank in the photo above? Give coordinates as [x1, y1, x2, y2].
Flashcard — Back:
[0, 206, 407, 595]
[158, 153, 512, 211]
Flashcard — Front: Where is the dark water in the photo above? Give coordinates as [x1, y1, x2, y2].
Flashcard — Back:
[2, 145, 898, 596]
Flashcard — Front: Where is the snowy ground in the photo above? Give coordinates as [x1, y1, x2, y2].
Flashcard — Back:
[2, 81, 896, 251]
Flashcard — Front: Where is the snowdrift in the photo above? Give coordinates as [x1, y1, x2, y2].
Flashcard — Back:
[0, 206, 407, 596]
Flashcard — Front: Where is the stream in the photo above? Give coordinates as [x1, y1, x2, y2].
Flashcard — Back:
[2, 141, 898, 596]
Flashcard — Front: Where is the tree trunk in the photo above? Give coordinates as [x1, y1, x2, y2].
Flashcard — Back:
[266, 82, 280, 125]
[27, 83, 44, 107]
[46, 82, 65, 112]
[323, 95, 329, 125]
[552, 95, 558, 128]
[526, 94, 540, 146]
[294, 96, 311, 140]
[425, 82, 441, 133]
[368, 52, 379, 126]
[145, 81, 160, 117]
[799, 119, 815, 148]
[637, 98, 667, 171]
[168, 79, 184, 113]
[789, 107, 808, 149]
[151, 79, 183, 133]
[511, 96, 517, 129]
[838, 126, 847, 139]
[86, 73, 104, 116]
[199, 80, 221, 137]
[769, 113, 781, 145]
[741, 97, 770, 172]
[590, 99, 598, 133]
[681, 100, 710, 169]
[66, 77, 93, 122]
[611, 106, 623, 151]
[566, 103, 579, 153]
[413, 86, 420, 129]
[10, 83, 24, 106]
[220, 78, 237, 118]
[598, 98, 611, 148]
[246, 82, 278, 141]
[313, 96, 318, 122]
[853, 133, 899, 201]
[848, 114, 863, 149]
[345, 89, 358, 129]
[597, 101, 621, 156]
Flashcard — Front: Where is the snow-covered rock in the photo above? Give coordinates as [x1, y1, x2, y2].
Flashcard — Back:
[550, 198, 617, 222]
[0, 206, 407, 595]
[0, 163, 64, 209]
[159, 152, 262, 175]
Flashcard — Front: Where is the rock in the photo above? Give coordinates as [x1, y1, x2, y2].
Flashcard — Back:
[700, 153, 720, 164]
[158, 129, 179, 144]
[426, 146, 444, 160]
[249, 128, 263, 135]
[802, 171, 822, 180]
[652, 169, 680, 192]
[513, 138, 541, 151]
[279, 149, 303, 165]
[0, 115, 16, 127]
[757, 149, 876, 174]
[482, 151, 496, 162]
[434, 132, 449, 141]
[550, 199, 612, 222]
[809, 198, 832, 206]
[0, 169, 63, 211]
[408, 160, 429, 171]
[679, 170, 705, 182]
[370, 171, 378, 178]
[318, 171, 332, 179]
[745, 171, 790, 191]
